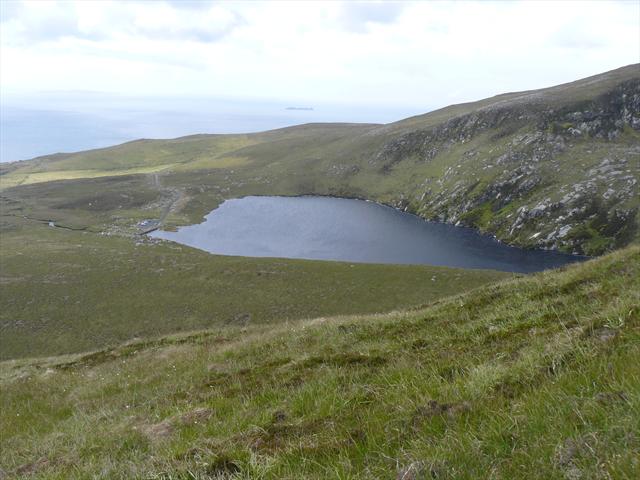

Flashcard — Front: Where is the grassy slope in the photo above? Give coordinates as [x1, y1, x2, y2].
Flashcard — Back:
[0, 66, 637, 358]
[0, 218, 508, 360]
[1, 246, 638, 479]
[2, 65, 638, 255]
[4, 65, 634, 181]
[386, 62, 640, 132]
[0, 129, 508, 361]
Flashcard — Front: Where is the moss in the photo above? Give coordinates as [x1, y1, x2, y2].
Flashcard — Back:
[460, 201, 495, 229]
[584, 235, 614, 256]
[566, 223, 613, 256]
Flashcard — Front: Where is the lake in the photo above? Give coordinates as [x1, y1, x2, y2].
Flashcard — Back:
[150, 196, 585, 273]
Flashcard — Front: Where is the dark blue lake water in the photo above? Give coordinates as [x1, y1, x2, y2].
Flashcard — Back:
[150, 196, 585, 273]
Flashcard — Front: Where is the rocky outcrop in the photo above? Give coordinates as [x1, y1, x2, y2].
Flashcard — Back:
[370, 77, 640, 255]
[371, 105, 536, 172]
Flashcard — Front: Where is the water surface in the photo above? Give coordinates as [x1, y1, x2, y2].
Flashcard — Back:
[1, 94, 425, 162]
[151, 196, 585, 273]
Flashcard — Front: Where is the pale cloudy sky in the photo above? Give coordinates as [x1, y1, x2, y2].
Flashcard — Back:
[1, 0, 639, 108]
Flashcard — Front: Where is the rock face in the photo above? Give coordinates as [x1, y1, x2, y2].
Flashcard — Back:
[364, 72, 640, 255]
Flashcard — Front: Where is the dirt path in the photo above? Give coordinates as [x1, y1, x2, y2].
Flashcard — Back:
[140, 174, 187, 234]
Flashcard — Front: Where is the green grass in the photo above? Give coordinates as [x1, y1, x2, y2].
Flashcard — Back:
[0, 64, 638, 477]
[0, 164, 181, 189]
[0, 135, 258, 177]
[458, 201, 494, 230]
[1, 246, 638, 479]
[2, 66, 638, 255]
[0, 219, 508, 360]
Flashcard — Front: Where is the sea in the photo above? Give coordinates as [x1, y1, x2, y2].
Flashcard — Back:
[0, 93, 426, 163]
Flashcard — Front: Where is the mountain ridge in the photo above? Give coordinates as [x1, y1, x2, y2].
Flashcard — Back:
[1, 64, 639, 255]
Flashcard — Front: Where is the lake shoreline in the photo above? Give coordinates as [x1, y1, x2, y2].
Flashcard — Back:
[162, 192, 591, 259]
[150, 195, 587, 273]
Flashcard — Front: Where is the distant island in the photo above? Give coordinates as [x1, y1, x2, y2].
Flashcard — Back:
[285, 106, 314, 111]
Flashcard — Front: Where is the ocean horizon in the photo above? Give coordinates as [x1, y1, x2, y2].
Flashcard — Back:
[1, 93, 427, 163]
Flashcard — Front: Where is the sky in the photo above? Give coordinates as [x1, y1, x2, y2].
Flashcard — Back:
[1, 0, 639, 109]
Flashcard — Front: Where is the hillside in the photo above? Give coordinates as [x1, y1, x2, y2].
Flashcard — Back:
[0, 219, 507, 360]
[1, 246, 638, 479]
[2, 64, 639, 255]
